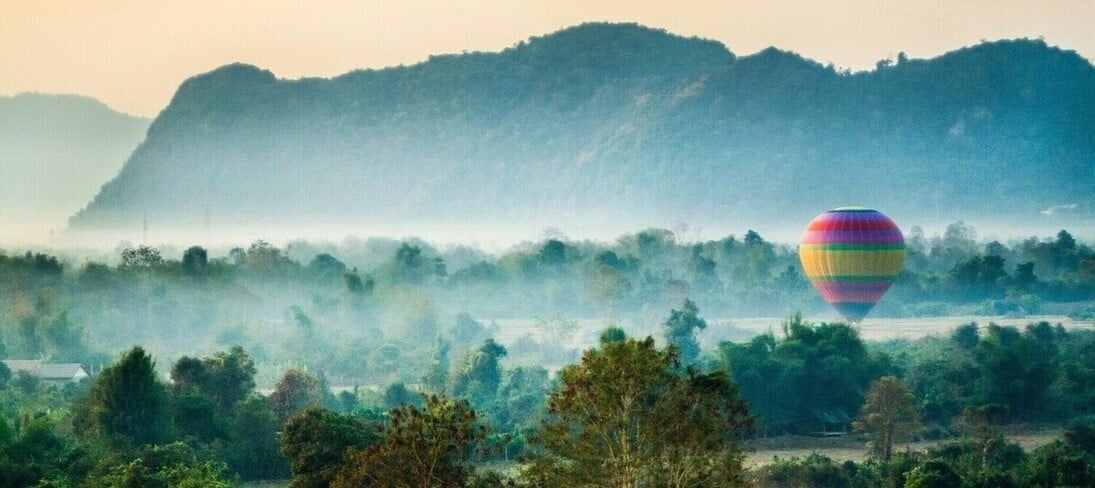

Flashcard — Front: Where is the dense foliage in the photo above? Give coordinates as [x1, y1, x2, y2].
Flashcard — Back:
[719, 316, 1094, 436]
[0, 326, 1093, 486]
[530, 336, 752, 486]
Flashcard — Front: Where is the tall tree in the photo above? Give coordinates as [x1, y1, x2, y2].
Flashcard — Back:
[663, 299, 707, 365]
[170, 346, 256, 414]
[181, 245, 208, 274]
[421, 338, 451, 394]
[333, 395, 483, 487]
[532, 337, 752, 487]
[227, 397, 289, 481]
[451, 338, 507, 404]
[281, 407, 378, 488]
[78, 346, 170, 446]
[853, 376, 920, 461]
[119, 245, 163, 270]
[204, 346, 257, 413]
[268, 369, 322, 424]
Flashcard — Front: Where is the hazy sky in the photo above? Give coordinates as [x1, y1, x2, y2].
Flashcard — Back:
[2, 0, 1092, 117]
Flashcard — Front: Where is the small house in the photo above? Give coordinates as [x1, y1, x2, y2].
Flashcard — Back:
[2, 360, 90, 384]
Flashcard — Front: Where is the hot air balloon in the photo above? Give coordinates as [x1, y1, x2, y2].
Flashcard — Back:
[799, 207, 905, 323]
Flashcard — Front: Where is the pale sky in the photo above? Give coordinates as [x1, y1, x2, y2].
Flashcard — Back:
[1, 0, 1093, 117]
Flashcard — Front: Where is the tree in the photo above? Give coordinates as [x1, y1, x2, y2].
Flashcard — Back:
[171, 389, 225, 443]
[537, 239, 567, 267]
[853, 376, 920, 461]
[227, 396, 289, 480]
[494, 366, 550, 432]
[77, 346, 170, 446]
[305, 253, 347, 286]
[952, 322, 980, 350]
[1021, 420, 1095, 488]
[332, 395, 483, 487]
[381, 382, 422, 410]
[451, 339, 508, 404]
[243, 240, 298, 279]
[171, 346, 256, 414]
[599, 325, 627, 344]
[120, 245, 163, 270]
[421, 338, 451, 394]
[181, 246, 208, 274]
[1012, 261, 1037, 289]
[719, 315, 890, 434]
[203, 346, 257, 413]
[7, 287, 89, 361]
[973, 324, 1057, 421]
[747, 453, 883, 487]
[687, 245, 721, 294]
[587, 263, 632, 315]
[281, 407, 378, 488]
[0, 415, 69, 487]
[903, 459, 962, 488]
[949, 255, 1008, 298]
[1022, 440, 1095, 488]
[385, 244, 445, 285]
[269, 369, 322, 423]
[662, 299, 707, 365]
[531, 337, 752, 487]
[90, 442, 233, 488]
[343, 268, 373, 296]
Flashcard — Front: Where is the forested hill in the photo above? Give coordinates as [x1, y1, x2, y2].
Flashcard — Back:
[1, 93, 149, 243]
[66, 23, 1095, 241]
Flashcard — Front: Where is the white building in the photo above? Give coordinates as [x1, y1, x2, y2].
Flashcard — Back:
[2, 360, 90, 384]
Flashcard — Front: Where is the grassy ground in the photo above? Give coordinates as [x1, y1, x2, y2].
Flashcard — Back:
[242, 428, 1061, 486]
[493, 314, 1094, 350]
[240, 481, 289, 488]
[743, 426, 1062, 467]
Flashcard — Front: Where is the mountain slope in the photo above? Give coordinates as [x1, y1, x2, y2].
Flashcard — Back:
[1, 93, 150, 244]
[66, 23, 1095, 243]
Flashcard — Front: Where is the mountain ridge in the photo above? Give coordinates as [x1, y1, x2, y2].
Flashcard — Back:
[0, 93, 150, 244]
[65, 23, 1095, 244]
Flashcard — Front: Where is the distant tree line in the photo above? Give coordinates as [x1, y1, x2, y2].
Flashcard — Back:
[1, 225, 1092, 377]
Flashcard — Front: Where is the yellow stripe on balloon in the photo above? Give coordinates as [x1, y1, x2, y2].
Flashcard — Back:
[800, 249, 906, 278]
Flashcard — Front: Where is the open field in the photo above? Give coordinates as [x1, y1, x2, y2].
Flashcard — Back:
[489, 315, 1094, 369]
[709, 314, 1095, 343]
[240, 427, 1063, 486]
[744, 426, 1062, 467]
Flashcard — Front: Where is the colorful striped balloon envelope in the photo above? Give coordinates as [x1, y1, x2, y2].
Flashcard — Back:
[799, 207, 906, 323]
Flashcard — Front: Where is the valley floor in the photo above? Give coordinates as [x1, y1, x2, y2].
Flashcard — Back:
[744, 425, 1062, 467]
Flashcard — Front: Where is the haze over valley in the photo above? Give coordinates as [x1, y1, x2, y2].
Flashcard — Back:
[2, 14, 1095, 488]
[0, 94, 149, 245]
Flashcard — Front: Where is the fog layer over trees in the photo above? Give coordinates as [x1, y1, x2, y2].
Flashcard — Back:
[1, 224, 1094, 486]
[3, 223, 1093, 385]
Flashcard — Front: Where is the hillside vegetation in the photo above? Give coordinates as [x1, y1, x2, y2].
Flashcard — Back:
[66, 23, 1095, 240]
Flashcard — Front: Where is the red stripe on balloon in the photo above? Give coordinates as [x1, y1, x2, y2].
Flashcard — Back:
[801, 230, 905, 244]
